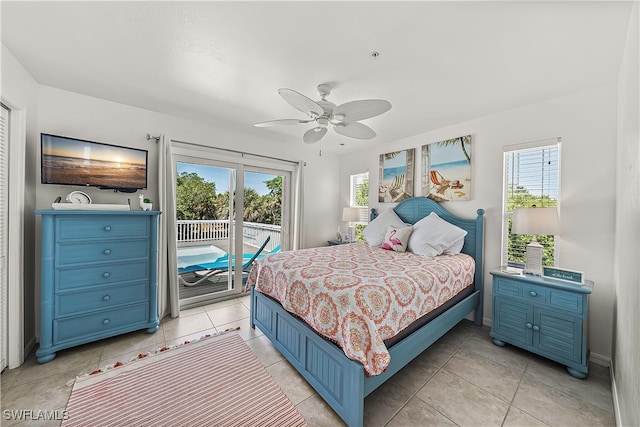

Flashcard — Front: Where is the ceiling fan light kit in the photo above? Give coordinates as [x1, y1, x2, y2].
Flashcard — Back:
[254, 84, 391, 144]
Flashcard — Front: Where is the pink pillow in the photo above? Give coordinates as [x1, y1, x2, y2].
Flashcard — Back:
[362, 209, 406, 247]
[380, 226, 413, 252]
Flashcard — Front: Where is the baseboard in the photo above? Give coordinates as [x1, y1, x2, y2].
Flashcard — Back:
[589, 351, 610, 367]
[483, 315, 492, 327]
[610, 364, 622, 427]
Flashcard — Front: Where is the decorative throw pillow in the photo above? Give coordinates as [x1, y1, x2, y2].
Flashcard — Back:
[407, 212, 468, 257]
[380, 225, 413, 252]
[362, 208, 406, 247]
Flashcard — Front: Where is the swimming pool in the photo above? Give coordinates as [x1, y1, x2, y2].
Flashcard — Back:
[177, 245, 227, 269]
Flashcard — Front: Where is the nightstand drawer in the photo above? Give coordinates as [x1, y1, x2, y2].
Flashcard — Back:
[57, 240, 148, 265]
[57, 260, 149, 291]
[54, 303, 149, 343]
[56, 281, 148, 317]
[493, 277, 521, 297]
[549, 288, 583, 314]
[57, 216, 149, 241]
[522, 284, 548, 303]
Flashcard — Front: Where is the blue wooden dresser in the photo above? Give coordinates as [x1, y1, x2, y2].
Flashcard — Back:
[490, 270, 593, 378]
[35, 210, 161, 363]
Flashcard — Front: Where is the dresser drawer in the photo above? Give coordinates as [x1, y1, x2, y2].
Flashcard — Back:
[54, 303, 149, 343]
[56, 216, 150, 241]
[57, 240, 148, 265]
[56, 281, 148, 317]
[57, 260, 149, 291]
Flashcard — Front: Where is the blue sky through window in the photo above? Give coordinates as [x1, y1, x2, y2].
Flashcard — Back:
[177, 162, 275, 196]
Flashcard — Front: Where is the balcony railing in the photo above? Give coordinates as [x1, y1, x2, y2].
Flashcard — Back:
[176, 220, 281, 252]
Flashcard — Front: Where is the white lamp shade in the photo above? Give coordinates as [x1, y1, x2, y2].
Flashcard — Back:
[342, 207, 361, 222]
[512, 207, 561, 236]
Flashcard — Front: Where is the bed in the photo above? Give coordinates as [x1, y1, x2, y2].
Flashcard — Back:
[248, 197, 484, 427]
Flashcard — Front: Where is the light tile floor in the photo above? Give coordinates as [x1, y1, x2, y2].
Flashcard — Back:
[1, 295, 615, 426]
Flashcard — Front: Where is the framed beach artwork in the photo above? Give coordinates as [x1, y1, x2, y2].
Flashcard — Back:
[379, 149, 415, 203]
[422, 135, 472, 201]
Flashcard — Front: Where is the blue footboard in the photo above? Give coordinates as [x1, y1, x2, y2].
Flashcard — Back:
[250, 286, 481, 427]
[251, 286, 366, 426]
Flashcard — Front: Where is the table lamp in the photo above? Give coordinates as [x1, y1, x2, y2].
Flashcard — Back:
[511, 206, 560, 275]
[342, 207, 361, 242]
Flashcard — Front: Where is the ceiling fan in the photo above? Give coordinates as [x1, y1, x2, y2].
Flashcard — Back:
[254, 84, 392, 144]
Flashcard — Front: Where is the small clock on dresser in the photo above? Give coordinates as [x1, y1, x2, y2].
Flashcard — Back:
[66, 190, 92, 204]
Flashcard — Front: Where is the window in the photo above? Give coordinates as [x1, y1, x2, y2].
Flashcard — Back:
[502, 142, 560, 268]
[349, 172, 369, 241]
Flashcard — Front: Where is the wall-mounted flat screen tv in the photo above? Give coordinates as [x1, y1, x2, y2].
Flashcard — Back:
[41, 133, 148, 192]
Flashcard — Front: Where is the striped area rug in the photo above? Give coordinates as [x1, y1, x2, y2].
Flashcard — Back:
[63, 333, 307, 427]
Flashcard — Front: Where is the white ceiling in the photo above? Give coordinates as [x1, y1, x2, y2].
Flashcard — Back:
[1, 1, 633, 153]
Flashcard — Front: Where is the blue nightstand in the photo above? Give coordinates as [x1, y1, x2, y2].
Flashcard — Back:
[490, 270, 593, 378]
[327, 240, 353, 246]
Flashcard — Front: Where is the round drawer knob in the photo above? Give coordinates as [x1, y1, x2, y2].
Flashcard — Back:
[103, 295, 111, 301]
[526, 323, 533, 329]
[104, 226, 112, 231]
[103, 272, 111, 278]
[529, 291, 538, 297]
[532, 325, 540, 331]
[102, 319, 110, 325]
[103, 249, 111, 255]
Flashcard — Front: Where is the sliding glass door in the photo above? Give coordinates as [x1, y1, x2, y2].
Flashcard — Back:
[174, 157, 289, 308]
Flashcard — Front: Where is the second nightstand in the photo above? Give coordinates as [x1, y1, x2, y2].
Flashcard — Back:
[490, 270, 593, 378]
[327, 239, 353, 246]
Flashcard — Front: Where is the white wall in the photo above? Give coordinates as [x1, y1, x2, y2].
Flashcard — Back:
[340, 85, 617, 361]
[36, 86, 340, 249]
[613, 2, 639, 425]
[1, 45, 39, 360]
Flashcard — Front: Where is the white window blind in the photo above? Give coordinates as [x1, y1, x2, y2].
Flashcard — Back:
[502, 142, 560, 268]
[349, 172, 369, 222]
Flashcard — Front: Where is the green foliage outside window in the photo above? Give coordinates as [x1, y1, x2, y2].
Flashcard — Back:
[507, 185, 557, 267]
[354, 178, 369, 242]
[176, 172, 282, 225]
[176, 172, 218, 220]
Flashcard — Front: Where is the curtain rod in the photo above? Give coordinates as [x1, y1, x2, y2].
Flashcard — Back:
[170, 138, 300, 166]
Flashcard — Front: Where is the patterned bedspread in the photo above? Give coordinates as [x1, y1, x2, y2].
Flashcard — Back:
[245, 242, 475, 376]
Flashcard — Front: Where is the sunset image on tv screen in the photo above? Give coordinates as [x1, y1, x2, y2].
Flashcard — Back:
[41, 134, 147, 189]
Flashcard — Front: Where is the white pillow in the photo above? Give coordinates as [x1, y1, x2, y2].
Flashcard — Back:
[362, 209, 406, 247]
[381, 225, 413, 252]
[444, 236, 465, 254]
[407, 212, 468, 257]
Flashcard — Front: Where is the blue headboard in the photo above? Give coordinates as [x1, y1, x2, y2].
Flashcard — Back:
[373, 197, 485, 293]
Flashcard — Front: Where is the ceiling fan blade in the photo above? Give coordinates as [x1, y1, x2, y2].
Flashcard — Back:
[303, 127, 327, 144]
[334, 122, 377, 140]
[279, 88, 325, 118]
[332, 99, 392, 122]
[254, 119, 313, 127]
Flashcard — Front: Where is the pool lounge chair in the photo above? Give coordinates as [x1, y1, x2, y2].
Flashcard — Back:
[178, 236, 272, 287]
